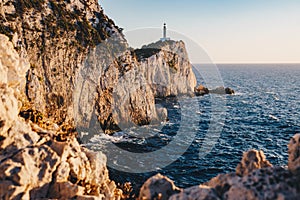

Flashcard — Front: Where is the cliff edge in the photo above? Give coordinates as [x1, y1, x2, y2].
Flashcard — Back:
[1, 0, 196, 135]
[0, 34, 122, 199]
[136, 40, 197, 98]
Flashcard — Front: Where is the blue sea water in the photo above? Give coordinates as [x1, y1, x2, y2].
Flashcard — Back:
[85, 64, 300, 192]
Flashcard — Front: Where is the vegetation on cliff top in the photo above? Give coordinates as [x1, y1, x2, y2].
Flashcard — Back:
[0, 0, 115, 47]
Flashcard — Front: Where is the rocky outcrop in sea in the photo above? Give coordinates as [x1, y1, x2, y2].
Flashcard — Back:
[194, 85, 235, 96]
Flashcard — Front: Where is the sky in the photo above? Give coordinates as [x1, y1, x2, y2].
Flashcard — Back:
[99, 0, 300, 63]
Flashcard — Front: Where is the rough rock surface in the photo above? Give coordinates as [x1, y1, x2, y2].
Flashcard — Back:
[194, 85, 209, 96]
[137, 40, 197, 98]
[1, 0, 121, 125]
[75, 39, 196, 135]
[0, 34, 121, 200]
[288, 133, 300, 173]
[142, 136, 300, 200]
[169, 185, 220, 200]
[1, 0, 197, 135]
[236, 149, 272, 176]
[209, 87, 235, 95]
[194, 85, 235, 96]
[139, 173, 181, 200]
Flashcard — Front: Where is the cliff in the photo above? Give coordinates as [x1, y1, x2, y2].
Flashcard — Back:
[74, 39, 196, 135]
[0, 0, 196, 135]
[136, 40, 197, 98]
[0, 34, 122, 199]
[0, 0, 197, 198]
[1, 0, 121, 126]
[1, 0, 300, 199]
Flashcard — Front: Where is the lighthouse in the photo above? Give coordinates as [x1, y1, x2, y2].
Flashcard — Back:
[160, 23, 171, 42]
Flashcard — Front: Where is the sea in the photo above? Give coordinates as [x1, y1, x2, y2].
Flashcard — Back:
[83, 64, 300, 193]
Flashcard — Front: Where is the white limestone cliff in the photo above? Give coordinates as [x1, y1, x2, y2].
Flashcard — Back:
[138, 40, 197, 97]
[0, 34, 122, 200]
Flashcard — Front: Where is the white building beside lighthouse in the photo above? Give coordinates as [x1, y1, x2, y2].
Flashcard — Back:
[160, 23, 171, 42]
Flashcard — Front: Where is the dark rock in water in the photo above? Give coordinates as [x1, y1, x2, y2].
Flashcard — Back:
[210, 87, 235, 95]
[195, 85, 235, 96]
[194, 85, 209, 96]
[225, 87, 235, 95]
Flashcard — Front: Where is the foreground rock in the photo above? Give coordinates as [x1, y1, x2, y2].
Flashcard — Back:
[288, 133, 300, 173]
[169, 185, 220, 200]
[139, 174, 181, 200]
[140, 136, 300, 200]
[236, 150, 272, 176]
[0, 34, 122, 199]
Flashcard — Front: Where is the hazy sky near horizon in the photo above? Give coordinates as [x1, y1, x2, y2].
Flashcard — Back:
[100, 0, 300, 63]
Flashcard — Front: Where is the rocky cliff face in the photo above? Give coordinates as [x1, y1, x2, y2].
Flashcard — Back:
[136, 40, 197, 98]
[0, 0, 124, 126]
[83, 40, 196, 134]
[0, 34, 122, 199]
[1, 0, 196, 134]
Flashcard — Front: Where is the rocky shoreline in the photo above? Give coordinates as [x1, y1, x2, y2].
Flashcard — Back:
[1, 32, 300, 199]
[139, 138, 300, 200]
[1, 0, 300, 199]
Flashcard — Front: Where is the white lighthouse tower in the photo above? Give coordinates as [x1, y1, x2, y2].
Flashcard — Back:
[160, 23, 170, 42]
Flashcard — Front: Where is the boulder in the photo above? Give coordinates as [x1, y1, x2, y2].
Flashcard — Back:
[139, 173, 181, 200]
[205, 173, 240, 197]
[169, 185, 220, 200]
[288, 133, 300, 173]
[236, 149, 272, 176]
[194, 85, 209, 96]
[209, 87, 235, 95]
[141, 144, 300, 199]
[225, 87, 235, 95]
[225, 167, 300, 200]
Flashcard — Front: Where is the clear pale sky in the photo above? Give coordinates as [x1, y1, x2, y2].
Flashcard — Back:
[100, 0, 300, 63]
